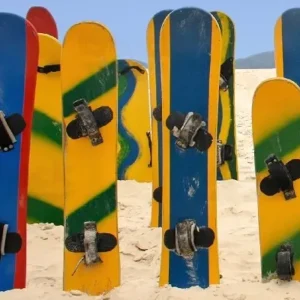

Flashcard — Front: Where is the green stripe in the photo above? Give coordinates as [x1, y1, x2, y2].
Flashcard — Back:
[66, 183, 117, 235]
[262, 230, 300, 277]
[28, 195, 64, 225]
[63, 61, 117, 117]
[32, 110, 62, 147]
[255, 118, 300, 173]
[118, 134, 130, 166]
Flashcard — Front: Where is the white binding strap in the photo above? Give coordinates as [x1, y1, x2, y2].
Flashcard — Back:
[1, 224, 8, 256]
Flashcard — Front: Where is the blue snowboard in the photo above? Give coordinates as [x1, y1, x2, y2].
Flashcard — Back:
[0, 13, 38, 291]
[159, 7, 222, 289]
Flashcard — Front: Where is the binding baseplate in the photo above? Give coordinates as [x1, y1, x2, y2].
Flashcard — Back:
[264, 154, 296, 200]
[219, 57, 234, 92]
[275, 243, 295, 281]
[164, 219, 215, 260]
[73, 99, 103, 146]
[217, 140, 233, 166]
[65, 221, 117, 276]
[171, 112, 206, 150]
[71, 222, 102, 275]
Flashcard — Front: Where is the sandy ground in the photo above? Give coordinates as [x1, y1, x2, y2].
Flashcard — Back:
[3, 69, 300, 300]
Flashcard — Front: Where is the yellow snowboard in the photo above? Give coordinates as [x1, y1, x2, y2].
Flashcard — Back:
[28, 33, 63, 225]
[253, 77, 300, 281]
[61, 22, 120, 296]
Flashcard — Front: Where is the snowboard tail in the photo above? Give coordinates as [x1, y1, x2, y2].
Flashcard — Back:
[252, 78, 300, 281]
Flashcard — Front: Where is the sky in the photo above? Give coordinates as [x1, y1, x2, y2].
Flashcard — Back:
[2, 0, 300, 61]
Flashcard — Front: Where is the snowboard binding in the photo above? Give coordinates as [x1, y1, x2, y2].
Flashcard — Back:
[37, 64, 60, 74]
[153, 186, 162, 203]
[66, 99, 113, 146]
[0, 111, 26, 152]
[118, 65, 145, 76]
[260, 154, 300, 200]
[65, 221, 117, 276]
[219, 57, 234, 92]
[0, 223, 22, 260]
[164, 219, 215, 259]
[153, 105, 162, 122]
[217, 140, 234, 166]
[275, 243, 295, 281]
[166, 111, 212, 151]
[146, 131, 152, 167]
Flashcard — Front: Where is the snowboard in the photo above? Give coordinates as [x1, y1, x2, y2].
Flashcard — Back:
[252, 77, 300, 281]
[147, 9, 172, 228]
[27, 34, 64, 225]
[159, 8, 221, 288]
[211, 11, 238, 181]
[117, 59, 152, 182]
[61, 22, 120, 296]
[26, 6, 58, 38]
[0, 13, 38, 291]
[275, 8, 300, 85]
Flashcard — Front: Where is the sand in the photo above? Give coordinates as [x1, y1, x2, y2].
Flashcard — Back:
[2, 68, 300, 300]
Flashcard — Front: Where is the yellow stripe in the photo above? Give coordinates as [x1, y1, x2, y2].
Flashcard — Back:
[121, 59, 152, 182]
[274, 17, 284, 77]
[207, 18, 221, 285]
[147, 18, 160, 227]
[61, 22, 120, 296]
[159, 15, 171, 285]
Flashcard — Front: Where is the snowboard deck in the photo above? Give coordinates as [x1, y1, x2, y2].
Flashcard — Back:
[275, 8, 300, 84]
[117, 59, 152, 182]
[159, 7, 221, 288]
[61, 21, 120, 296]
[0, 13, 38, 291]
[252, 77, 300, 281]
[147, 9, 172, 228]
[28, 34, 64, 225]
[211, 11, 238, 181]
[26, 6, 58, 38]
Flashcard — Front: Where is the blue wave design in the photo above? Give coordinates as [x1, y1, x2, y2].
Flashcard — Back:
[117, 59, 139, 180]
